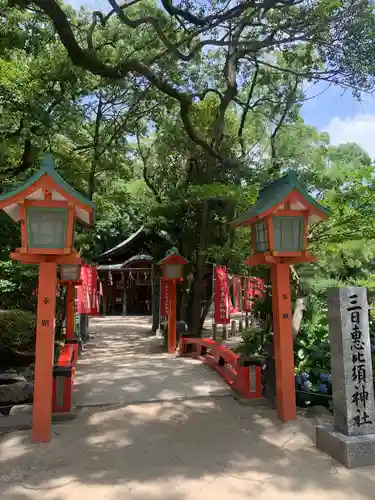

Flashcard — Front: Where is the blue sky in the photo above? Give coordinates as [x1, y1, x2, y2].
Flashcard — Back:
[69, 0, 375, 158]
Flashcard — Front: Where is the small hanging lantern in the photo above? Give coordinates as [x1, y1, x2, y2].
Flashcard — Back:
[59, 264, 81, 282]
[157, 247, 189, 282]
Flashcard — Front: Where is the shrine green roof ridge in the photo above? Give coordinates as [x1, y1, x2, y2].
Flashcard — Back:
[231, 170, 330, 227]
[0, 153, 96, 216]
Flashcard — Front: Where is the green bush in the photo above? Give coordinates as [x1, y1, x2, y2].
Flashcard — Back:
[0, 260, 38, 311]
[235, 326, 271, 358]
[0, 309, 36, 355]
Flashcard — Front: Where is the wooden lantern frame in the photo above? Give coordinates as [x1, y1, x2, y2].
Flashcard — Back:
[232, 172, 330, 266]
[232, 171, 330, 423]
[157, 247, 189, 282]
[0, 153, 95, 443]
[58, 264, 82, 286]
[0, 153, 95, 262]
[157, 248, 189, 354]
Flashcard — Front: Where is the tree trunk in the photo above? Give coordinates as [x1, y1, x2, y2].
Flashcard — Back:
[180, 279, 189, 322]
[87, 97, 103, 200]
[189, 279, 205, 335]
[151, 269, 160, 333]
[188, 200, 209, 335]
[290, 265, 305, 340]
[292, 297, 305, 340]
[199, 294, 213, 333]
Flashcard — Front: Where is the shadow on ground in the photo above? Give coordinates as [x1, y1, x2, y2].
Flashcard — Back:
[1, 398, 375, 500]
[74, 316, 230, 407]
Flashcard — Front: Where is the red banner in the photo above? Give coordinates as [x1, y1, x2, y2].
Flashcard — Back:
[214, 266, 230, 325]
[160, 278, 169, 317]
[77, 265, 99, 315]
[244, 277, 264, 312]
[232, 276, 242, 313]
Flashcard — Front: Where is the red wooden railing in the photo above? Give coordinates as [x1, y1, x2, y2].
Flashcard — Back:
[179, 337, 262, 399]
[52, 340, 77, 414]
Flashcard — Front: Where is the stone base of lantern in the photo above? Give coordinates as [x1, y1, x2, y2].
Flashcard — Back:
[316, 424, 375, 469]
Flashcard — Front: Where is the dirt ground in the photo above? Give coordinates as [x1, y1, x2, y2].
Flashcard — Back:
[1, 316, 375, 500]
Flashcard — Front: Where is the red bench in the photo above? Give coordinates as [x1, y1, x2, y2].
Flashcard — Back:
[179, 337, 262, 399]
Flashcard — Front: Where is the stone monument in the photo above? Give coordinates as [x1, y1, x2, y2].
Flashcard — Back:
[316, 287, 375, 468]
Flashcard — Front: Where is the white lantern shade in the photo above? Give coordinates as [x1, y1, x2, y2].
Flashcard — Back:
[165, 264, 183, 280]
[26, 207, 69, 249]
[252, 220, 269, 253]
[272, 216, 303, 252]
[60, 264, 81, 281]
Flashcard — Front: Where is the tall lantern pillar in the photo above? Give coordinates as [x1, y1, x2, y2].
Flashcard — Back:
[271, 263, 295, 421]
[33, 261, 58, 441]
[66, 283, 75, 339]
[59, 264, 82, 361]
[157, 248, 188, 354]
[231, 171, 330, 422]
[0, 153, 95, 442]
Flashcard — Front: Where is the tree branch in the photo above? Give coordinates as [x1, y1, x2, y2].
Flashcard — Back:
[13, 0, 227, 166]
[104, 0, 143, 22]
[211, 18, 245, 148]
[87, 11, 105, 50]
[1, 118, 24, 140]
[238, 62, 259, 156]
[269, 77, 300, 175]
[136, 130, 162, 203]
[87, 96, 103, 200]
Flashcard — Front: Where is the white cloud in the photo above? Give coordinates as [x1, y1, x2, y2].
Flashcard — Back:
[325, 114, 375, 158]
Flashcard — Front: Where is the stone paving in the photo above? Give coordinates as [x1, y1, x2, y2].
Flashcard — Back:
[1, 316, 375, 500]
[74, 316, 231, 407]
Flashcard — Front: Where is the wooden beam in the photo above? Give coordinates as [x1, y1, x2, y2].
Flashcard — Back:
[25, 200, 69, 208]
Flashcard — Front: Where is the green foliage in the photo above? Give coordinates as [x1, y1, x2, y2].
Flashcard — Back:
[294, 295, 331, 375]
[235, 326, 270, 358]
[0, 309, 35, 357]
[1, 0, 375, 343]
[0, 261, 38, 311]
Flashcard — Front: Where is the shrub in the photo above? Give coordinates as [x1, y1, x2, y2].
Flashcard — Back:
[235, 326, 272, 359]
[0, 309, 36, 356]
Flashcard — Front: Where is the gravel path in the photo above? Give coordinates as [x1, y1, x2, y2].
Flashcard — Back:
[0, 316, 374, 500]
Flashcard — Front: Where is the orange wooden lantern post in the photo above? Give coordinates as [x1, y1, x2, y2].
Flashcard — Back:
[59, 264, 82, 361]
[232, 171, 330, 423]
[0, 153, 95, 442]
[157, 248, 188, 354]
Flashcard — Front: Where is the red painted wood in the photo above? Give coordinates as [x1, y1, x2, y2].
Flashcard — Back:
[245, 252, 317, 266]
[65, 206, 75, 250]
[52, 343, 76, 414]
[65, 284, 75, 339]
[58, 345, 74, 366]
[179, 337, 262, 399]
[266, 215, 274, 252]
[24, 248, 68, 255]
[273, 209, 307, 217]
[168, 281, 177, 353]
[19, 202, 27, 250]
[32, 261, 57, 443]
[271, 263, 296, 422]
[10, 250, 82, 265]
[25, 200, 69, 208]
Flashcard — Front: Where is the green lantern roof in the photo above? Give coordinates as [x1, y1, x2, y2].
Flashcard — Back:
[157, 247, 188, 266]
[0, 153, 95, 225]
[231, 170, 330, 227]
